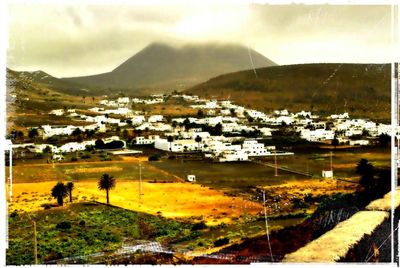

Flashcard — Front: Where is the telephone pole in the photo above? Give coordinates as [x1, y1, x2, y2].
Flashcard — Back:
[138, 163, 143, 204]
[274, 151, 278, 176]
[330, 151, 333, 172]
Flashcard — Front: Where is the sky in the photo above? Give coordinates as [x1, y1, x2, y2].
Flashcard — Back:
[6, 2, 396, 78]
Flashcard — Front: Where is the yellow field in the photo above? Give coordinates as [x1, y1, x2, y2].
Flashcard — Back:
[7, 180, 263, 225]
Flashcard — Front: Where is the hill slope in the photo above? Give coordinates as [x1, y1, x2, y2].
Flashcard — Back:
[63, 42, 276, 92]
[187, 63, 390, 120]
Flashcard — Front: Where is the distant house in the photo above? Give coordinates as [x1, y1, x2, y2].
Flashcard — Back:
[187, 175, 196, 182]
[134, 135, 159, 145]
[242, 140, 273, 156]
[154, 138, 200, 152]
[322, 170, 333, 178]
[49, 109, 64, 116]
[148, 115, 164, 123]
[218, 150, 248, 162]
[349, 139, 369, 146]
[300, 129, 335, 142]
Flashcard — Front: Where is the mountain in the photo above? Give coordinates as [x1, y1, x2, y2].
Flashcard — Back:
[187, 63, 391, 120]
[62, 42, 277, 93]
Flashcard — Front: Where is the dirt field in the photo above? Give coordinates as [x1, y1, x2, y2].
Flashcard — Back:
[7, 180, 263, 225]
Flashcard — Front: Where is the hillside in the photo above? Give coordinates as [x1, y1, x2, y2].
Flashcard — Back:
[63, 42, 276, 93]
[6, 69, 97, 132]
[187, 63, 391, 120]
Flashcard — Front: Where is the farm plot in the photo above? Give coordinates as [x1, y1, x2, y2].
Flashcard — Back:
[7, 160, 174, 183]
[6, 202, 195, 265]
[275, 148, 390, 179]
[8, 180, 263, 225]
[149, 160, 308, 191]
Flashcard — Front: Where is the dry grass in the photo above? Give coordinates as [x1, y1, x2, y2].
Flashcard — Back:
[283, 211, 389, 263]
[7, 180, 263, 225]
[64, 166, 123, 174]
[263, 178, 357, 196]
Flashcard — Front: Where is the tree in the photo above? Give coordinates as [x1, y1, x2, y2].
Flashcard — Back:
[197, 109, 204, 118]
[378, 134, 390, 147]
[215, 123, 223, 135]
[98, 174, 116, 205]
[195, 135, 202, 151]
[51, 182, 68, 206]
[331, 137, 339, 149]
[66, 182, 74, 203]
[72, 128, 82, 137]
[28, 128, 39, 139]
[167, 136, 174, 151]
[356, 159, 375, 190]
[95, 139, 105, 149]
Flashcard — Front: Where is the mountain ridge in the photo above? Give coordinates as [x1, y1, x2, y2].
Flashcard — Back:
[62, 42, 277, 92]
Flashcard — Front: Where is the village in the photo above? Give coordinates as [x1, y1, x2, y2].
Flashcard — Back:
[10, 93, 393, 172]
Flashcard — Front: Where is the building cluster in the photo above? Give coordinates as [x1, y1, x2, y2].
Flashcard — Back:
[23, 93, 394, 163]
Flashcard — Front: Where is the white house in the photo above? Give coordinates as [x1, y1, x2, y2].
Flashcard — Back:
[242, 140, 272, 156]
[300, 129, 335, 142]
[322, 170, 333, 178]
[218, 150, 249, 162]
[154, 138, 200, 152]
[349, 139, 370, 146]
[49, 109, 64, 116]
[135, 135, 159, 145]
[148, 115, 164, 123]
[117, 97, 130, 104]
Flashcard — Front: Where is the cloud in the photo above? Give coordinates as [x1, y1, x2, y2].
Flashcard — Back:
[6, 3, 394, 77]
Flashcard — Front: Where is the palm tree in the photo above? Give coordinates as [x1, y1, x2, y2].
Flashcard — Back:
[98, 174, 116, 205]
[51, 182, 68, 206]
[66, 182, 74, 203]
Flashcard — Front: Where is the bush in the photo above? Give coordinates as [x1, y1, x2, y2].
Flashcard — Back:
[214, 237, 229, 247]
[70, 157, 78, 162]
[42, 204, 52, 210]
[10, 210, 18, 218]
[81, 153, 91, 159]
[191, 221, 207, 231]
[56, 221, 72, 230]
[148, 154, 160, 161]
[79, 220, 86, 227]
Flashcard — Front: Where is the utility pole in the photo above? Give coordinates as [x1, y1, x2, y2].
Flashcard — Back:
[33, 221, 38, 265]
[330, 151, 333, 172]
[138, 163, 143, 204]
[274, 151, 278, 176]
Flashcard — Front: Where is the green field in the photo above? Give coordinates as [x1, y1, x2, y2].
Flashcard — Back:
[6, 202, 195, 265]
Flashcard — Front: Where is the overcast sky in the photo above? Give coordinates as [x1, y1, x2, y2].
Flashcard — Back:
[6, 3, 394, 77]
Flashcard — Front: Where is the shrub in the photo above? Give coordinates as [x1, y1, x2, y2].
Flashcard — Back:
[70, 157, 78, 162]
[148, 154, 160, 161]
[42, 204, 52, 210]
[10, 210, 18, 218]
[191, 221, 207, 231]
[56, 221, 72, 230]
[79, 220, 86, 226]
[214, 237, 229, 247]
[81, 153, 91, 159]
